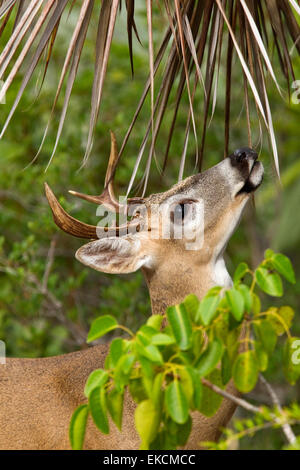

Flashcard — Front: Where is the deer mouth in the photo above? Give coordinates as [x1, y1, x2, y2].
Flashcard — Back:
[236, 160, 264, 195]
[229, 147, 263, 197]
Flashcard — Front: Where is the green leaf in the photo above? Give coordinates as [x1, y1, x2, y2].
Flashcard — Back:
[146, 314, 163, 330]
[138, 325, 157, 344]
[264, 249, 274, 259]
[283, 337, 300, 385]
[271, 253, 296, 284]
[237, 284, 252, 312]
[197, 295, 220, 326]
[166, 304, 192, 351]
[87, 315, 118, 343]
[84, 369, 109, 398]
[206, 286, 222, 296]
[166, 415, 192, 447]
[213, 315, 229, 344]
[192, 329, 204, 357]
[268, 306, 294, 336]
[254, 341, 268, 372]
[152, 372, 164, 408]
[233, 262, 249, 284]
[178, 368, 194, 406]
[137, 343, 163, 364]
[139, 356, 154, 379]
[129, 378, 148, 403]
[254, 319, 277, 355]
[178, 350, 194, 365]
[195, 339, 223, 377]
[187, 367, 203, 410]
[226, 328, 241, 362]
[251, 293, 261, 315]
[221, 350, 232, 385]
[149, 430, 176, 450]
[225, 288, 245, 321]
[119, 353, 136, 374]
[140, 357, 154, 397]
[107, 389, 124, 431]
[198, 369, 223, 417]
[114, 354, 135, 392]
[255, 267, 283, 297]
[135, 399, 160, 448]
[183, 294, 200, 321]
[69, 404, 89, 450]
[232, 351, 259, 393]
[89, 386, 109, 434]
[108, 338, 125, 368]
[165, 380, 189, 424]
[151, 333, 175, 345]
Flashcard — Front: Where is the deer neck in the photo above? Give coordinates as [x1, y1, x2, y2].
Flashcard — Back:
[142, 252, 232, 315]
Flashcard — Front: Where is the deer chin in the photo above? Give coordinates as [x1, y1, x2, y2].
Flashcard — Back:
[210, 161, 263, 286]
[235, 160, 264, 197]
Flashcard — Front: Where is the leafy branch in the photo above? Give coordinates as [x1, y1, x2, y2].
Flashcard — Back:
[69, 250, 299, 450]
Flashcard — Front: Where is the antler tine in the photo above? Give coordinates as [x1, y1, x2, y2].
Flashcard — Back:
[105, 130, 119, 189]
[45, 183, 141, 240]
[45, 183, 98, 239]
[69, 131, 145, 212]
[69, 131, 122, 213]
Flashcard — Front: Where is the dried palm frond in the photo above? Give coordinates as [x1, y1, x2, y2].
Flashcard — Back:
[0, 1, 300, 192]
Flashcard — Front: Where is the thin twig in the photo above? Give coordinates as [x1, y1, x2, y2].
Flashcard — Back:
[28, 272, 87, 345]
[27, 237, 88, 345]
[202, 377, 297, 446]
[42, 235, 57, 292]
[202, 378, 262, 414]
[259, 374, 296, 444]
[219, 421, 276, 448]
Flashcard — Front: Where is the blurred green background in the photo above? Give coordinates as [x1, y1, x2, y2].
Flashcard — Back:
[0, 3, 299, 449]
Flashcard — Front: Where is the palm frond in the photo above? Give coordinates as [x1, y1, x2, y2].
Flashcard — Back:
[0, 0, 300, 191]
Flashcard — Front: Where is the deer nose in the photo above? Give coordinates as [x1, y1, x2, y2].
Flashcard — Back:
[232, 147, 258, 163]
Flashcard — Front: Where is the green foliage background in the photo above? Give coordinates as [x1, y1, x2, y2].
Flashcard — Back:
[0, 3, 299, 449]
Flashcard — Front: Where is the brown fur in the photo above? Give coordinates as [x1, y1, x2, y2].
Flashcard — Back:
[0, 345, 237, 449]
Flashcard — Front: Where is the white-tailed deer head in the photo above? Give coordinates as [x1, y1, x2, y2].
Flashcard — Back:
[45, 133, 263, 313]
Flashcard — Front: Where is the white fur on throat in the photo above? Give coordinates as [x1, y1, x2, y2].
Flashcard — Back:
[212, 256, 232, 287]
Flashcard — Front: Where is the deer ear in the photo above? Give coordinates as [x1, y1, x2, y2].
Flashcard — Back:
[75, 235, 151, 274]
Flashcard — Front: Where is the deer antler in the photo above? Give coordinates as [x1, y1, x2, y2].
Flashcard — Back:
[68, 131, 121, 212]
[45, 183, 98, 239]
[45, 131, 146, 239]
[45, 183, 141, 240]
[69, 131, 145, 213]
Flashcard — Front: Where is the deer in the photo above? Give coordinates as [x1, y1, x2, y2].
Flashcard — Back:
[0, 132, 264, 450]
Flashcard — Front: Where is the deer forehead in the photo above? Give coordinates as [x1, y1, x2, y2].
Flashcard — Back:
[144, 159, 239, 209]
